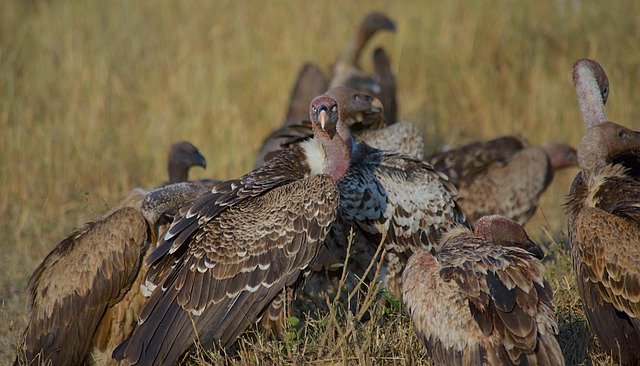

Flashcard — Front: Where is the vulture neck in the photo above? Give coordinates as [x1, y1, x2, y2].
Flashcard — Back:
[574, 64, 607, 128]
[319, 127, 352, 182]
[168, 161, 188, 184]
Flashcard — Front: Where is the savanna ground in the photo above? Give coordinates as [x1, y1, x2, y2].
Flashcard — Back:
[2, 1, 640, 364]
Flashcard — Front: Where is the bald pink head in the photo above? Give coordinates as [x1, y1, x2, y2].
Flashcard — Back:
[544, 143, 578, 170]
[572, 59, 609, 129]
[474, 215, 544, 259]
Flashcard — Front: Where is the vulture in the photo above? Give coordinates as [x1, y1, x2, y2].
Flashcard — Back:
[402, 215, 563, 366]
[286, 88, 465, 307]
[427, 136, 578, 225]
[15, 183, 210, 366]
[166, 141, 207, 184]
[255, 87, 388, 167]
[567, 58, 640, 365]
[113, 94, 351, 365]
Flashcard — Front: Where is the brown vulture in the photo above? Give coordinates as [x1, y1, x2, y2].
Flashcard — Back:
[567, 58, 640, 365]
[402, 215, 563, 365]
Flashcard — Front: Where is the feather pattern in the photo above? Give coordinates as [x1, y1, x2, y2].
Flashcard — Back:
[402, 224, 563, 366]
[114, 96, 347, 366]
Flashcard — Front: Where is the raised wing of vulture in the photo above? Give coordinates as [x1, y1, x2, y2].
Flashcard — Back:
[372, 47, 397, 124]
[15, 183, 209, 366]
[567, 58, 640, 365]
[255, 87, 387, 168]
[402, 215, 563, 366]
[113, 95, 351, 366]
[167, 141, 207, 184]
[427, 136, 578, 225]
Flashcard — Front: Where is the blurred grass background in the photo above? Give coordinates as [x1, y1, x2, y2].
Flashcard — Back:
[2, 0, 640, 364]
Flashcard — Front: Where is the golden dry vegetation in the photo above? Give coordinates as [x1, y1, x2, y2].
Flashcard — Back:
[2, 0, 640, 364]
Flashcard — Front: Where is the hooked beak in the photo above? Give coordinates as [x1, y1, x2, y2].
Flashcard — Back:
[525, 239, 545, 260]
[195, 152, 207, 169]
[319, 109, 328, 130]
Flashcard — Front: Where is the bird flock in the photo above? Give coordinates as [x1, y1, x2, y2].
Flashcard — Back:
[14, 12, 640, 366]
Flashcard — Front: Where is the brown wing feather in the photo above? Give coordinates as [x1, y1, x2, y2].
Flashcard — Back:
[114, 173, 339, 366]
[569, 166, 640, 363]
[18, 208, 148, 366]
[403, 230, 562, 366]
[454, 146, 551, 225]
[428, 136, 526, 184]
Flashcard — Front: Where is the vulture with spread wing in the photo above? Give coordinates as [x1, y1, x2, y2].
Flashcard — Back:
[288, 88, 465, 305]
[567, 58, 640, 365]
[113, 95, 351, 365]
[16, 183, 209, 366]
[427, 137, 578, 225]
[403, 215, 563, 365]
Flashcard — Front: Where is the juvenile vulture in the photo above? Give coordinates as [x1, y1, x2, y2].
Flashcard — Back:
[402, 215, 563, 365]
[113, 95, 351, 365]
[255, 87, 388, 167]
[15, 183, 210, 366]
[167, 141, 207, 184]
[567, 58, 640, 365]
[427, 136, 578, 225]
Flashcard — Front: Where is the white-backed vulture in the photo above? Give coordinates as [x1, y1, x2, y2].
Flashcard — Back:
[167, 141, 207, 184]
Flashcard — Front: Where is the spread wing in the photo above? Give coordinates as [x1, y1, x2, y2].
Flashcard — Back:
[339, 144, 466, 255]
[18, 207, 148, 366]
[114, 152, 339, 365]
[428, 136, 525, 184]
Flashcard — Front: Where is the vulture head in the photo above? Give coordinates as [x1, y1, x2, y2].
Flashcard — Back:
[572, 58, 610, 129]
[578, 121, 640, 172]
[474, 215, 544, 259]
[325, 87, 387, 131]
[310, 95, 341, 139]
[167, 141, 207, 183]
[309, 94, 352, 182]
[544, 143, 578, 170]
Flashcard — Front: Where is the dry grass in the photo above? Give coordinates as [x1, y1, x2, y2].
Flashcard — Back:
[2, 0, 640, 364]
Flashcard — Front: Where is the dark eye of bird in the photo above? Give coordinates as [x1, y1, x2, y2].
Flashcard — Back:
[618, 130, 626, 139]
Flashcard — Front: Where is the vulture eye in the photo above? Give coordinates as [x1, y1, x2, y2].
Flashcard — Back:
[618, 130, 627, 139]
[331, 105, 337, 112]
[312, 106, 317, 113]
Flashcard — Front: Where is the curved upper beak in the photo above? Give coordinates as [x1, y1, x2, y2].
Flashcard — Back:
[195, 153, 207, 169]
[319, 109, 328, 130]
[525, 239, 545, 260]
